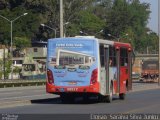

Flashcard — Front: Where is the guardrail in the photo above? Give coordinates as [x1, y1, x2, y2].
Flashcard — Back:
[0, 79, 46, 88]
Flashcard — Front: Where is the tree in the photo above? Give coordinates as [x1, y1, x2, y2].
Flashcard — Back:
[104, 0, 151, 52]
[0, 0, 157, 54]
[0, 59, 3, 79]
[5, 57, 12, 79]
[13, 66, 21, 75]
[14, 37, 31, 50]
[0, 1, 42, 44]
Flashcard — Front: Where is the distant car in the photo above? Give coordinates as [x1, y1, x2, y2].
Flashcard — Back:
[132, 72, 140, 80]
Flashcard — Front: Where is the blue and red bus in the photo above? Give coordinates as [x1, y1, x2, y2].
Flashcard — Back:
[46, 36, 133, 103]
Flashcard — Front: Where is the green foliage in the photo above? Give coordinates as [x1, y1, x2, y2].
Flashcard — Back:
[4, 58, 12, 79]
[0, 55, 12, 79]
[103, 0, 157, 53]
[0, 59, 3, 79]
[66, 10, 105, 37]
[13, 66, 21, 74]
[0, 2, 41, 45]
[79, 11, 105, 34]
[14, 36, 31, 50]
[0, 0, 158, 53]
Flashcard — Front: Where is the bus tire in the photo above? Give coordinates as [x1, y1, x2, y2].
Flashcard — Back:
[106, 84, 113, 103]
[60, 94, 67, 103]
[83, 94, 90, 103]
[98, 95, 105, 103]
[119, 93, 125, 100]
[119, 85, 126, 100]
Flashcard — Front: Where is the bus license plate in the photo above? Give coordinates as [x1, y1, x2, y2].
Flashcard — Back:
[67, 88, 78, 91]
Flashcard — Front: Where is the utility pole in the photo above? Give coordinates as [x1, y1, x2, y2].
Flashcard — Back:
[158, 0, 160, 86]
[3, 47, 5, 80]
[60, 0, 64, 38]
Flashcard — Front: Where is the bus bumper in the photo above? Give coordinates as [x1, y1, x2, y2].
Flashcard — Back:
[46, 82, 100, 94]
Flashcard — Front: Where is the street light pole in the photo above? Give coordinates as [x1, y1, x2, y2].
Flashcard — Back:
[60, 0, 64, 38]
[0, 13, 28, 80]
[107, 33, 128, 42]
[80, 31, 88, 35]
[63, 22, 70, 37]
[11, 21, 13, 79]
[107, 34, 118, 41]
[41, 24, 56, 38]
[95, 29, 103, 36]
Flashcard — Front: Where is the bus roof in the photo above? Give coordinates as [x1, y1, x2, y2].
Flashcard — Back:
[48, 36, 131, 48]
[48, 36, 113, 44]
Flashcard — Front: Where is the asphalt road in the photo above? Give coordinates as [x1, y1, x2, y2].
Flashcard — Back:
[0, 82, 158, 106]
[0, 86, 54, 101]
[0, 86, 56, 108]
[0, 85, 159, 114]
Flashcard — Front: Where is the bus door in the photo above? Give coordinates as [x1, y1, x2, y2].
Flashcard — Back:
[127, 48, 133, 90]
[99, 44, 110, 95]
[115, 46, 120, 94]
[119, 48, 129, 93]
[104, 45, 110, 95]
[108, 46, 118, 94]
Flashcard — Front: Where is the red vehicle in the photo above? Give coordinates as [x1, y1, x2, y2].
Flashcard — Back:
[46, 36, 133, 103]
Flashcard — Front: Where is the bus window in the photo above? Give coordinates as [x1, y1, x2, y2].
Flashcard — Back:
[109, 46, 116, 66]
[100, 45, 104, 67]
[120, 48, 128, 66]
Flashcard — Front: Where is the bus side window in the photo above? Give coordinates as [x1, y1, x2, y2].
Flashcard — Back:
[100, 45, 105, 67]
[120, 48, 128, 66]
[109, 46, 116, 66]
